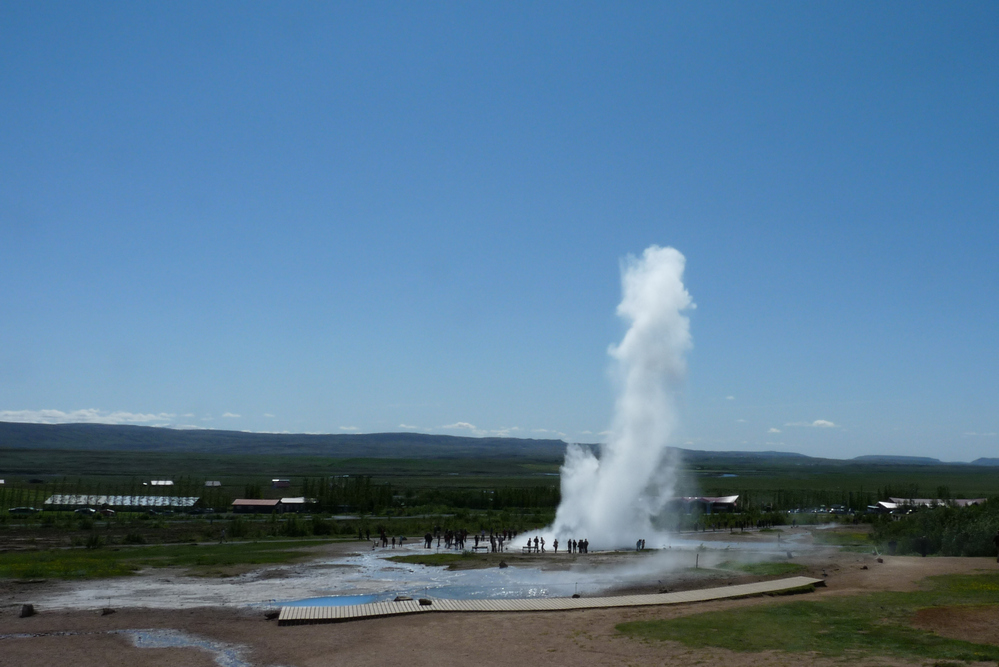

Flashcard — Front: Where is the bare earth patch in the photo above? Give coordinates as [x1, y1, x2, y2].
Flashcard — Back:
[911, 604, 999, 646]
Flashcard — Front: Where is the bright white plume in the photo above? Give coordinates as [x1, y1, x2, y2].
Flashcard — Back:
[549, 246, 693, 549]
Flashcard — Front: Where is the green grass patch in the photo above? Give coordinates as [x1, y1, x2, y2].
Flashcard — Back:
[617, 572, 999, 663]
[387, 552, 478, 567]
[721, 561, 807, 576]
[0, 540, 326, 579]
[0, 550, 141, 579]
[811, 530, 871, 547]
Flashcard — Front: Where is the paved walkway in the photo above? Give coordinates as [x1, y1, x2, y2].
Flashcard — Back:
[278, 575, 822, 626]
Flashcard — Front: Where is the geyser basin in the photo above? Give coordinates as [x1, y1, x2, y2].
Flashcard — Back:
[34, 536, 814, 611]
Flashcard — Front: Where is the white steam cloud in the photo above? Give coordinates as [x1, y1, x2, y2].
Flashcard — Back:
[549, 246, 694, 549]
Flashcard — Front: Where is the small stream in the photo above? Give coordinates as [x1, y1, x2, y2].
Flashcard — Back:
[117, 629, 253, 667]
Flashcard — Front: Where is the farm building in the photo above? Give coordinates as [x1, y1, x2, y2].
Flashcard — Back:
[44, 494, 201, 511]
[232, 498, 284, 513]
[271, 479, 291, 489]
[205, 481, 222, 487]
[148, 480, 174, 486]
[870, 497, 986, 514]
[279, 497, 311, 512]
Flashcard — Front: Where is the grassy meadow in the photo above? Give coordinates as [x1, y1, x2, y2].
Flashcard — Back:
[618, 572, 999, 663]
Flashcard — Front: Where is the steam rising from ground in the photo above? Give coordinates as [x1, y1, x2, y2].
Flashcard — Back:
[550, 246, 694, 549]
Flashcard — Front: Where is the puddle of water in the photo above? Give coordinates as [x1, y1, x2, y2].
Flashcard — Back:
[3, 628, 268, 667]
[117, 629, 252, 667]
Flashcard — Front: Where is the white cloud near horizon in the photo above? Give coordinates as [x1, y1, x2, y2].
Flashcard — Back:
[0, 408, 175, 425]
[398, 423, 420, 429]
[263, 413, 275, 418]
[785, 419, 837, 428]
[441, 422, 532, 438]
[339, 426, 359, 431]
[768, 427, 782, 433]
[442, 422, 477, 431]
[222, 412, 241, 418]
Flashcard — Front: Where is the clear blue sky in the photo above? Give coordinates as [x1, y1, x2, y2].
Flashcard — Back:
[2, 3, 996, 460]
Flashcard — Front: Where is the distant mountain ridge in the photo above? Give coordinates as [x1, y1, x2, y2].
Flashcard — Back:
[0, 421, 567, 459]
[851, 455, 943, 465]
[0, 421, 988, 464]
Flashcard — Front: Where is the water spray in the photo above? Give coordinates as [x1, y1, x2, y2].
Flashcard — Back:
[548, 246, 694, 550]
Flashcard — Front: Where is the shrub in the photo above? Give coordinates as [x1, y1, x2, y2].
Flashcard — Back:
[281, 515, 308, 538]
[228, 516, 249, 538]
[872, 499, 999, 556]
[311, 516, 333, 536]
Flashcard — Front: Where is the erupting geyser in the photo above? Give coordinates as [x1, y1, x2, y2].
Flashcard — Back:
[550, 246, 694, 549]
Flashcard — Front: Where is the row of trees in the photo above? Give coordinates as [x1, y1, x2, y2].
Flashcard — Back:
[872, 498, 999, 557]
[300, 476, 395, 513]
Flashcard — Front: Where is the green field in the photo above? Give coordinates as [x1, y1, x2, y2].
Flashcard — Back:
[0, 539, 338, 579]
[617, 573, 999, 663]
[721, 561, 808, 577]
[4, 446, 998, 505]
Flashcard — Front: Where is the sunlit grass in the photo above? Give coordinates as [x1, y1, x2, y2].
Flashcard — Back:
[617, 573, 999, 663]
[718, 561, 807, 577]
[0, 540, 325, 579]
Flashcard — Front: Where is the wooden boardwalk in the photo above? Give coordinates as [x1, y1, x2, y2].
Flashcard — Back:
[278, 575, 822, 626]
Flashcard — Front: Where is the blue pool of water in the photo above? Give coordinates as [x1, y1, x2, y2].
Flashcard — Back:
[283, 593, 387, 607]
[284, 582, 584, 607]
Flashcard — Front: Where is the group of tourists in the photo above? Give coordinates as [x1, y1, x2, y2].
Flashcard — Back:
[420, 527, 520, 551]
[377, 528, 400, 548]
[358, 527, 410, 549]
[524, 536, 589, 554]
[473, 532, 508, 552]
